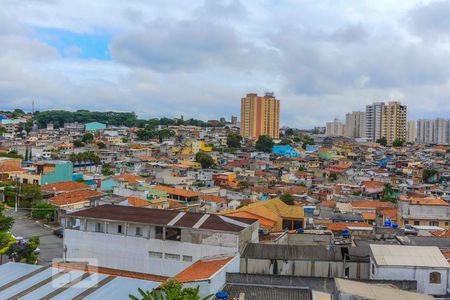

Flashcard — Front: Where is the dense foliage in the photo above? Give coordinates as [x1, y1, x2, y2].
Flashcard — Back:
[226, 133, 242, 149]
[376, 137, 388, 147]
[31, 203, 54, 219]
[195, 152, 215, 169]
[129, 279, 212, 300]
[6, 236, 40, 264]
[423, 168, 438, 183]
[280, 193, 294, 205]
[255, 135, 275, 153]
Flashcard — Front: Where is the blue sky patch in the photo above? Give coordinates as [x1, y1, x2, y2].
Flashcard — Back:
[33, 27, 112, 60]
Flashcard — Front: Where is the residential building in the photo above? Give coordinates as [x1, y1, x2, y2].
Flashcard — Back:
[345, 111, 365, 138]
[397, 197, 450, 229]
[63, 205, 259, 277]
[417, 118, 450, 145]
[407, 120, 417, 143]
[240, 92, 280, 139]
[85, 122, 106, 132]
[365, 102, 384, 142]
[381, 101, 407, 146]
[326, 118, 345, 136]
[369, 244, 450, 295]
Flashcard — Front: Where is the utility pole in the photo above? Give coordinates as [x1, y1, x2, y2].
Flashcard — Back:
[14, 176, 21, 212]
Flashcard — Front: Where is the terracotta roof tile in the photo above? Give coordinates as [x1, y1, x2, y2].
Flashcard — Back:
[42, 181, 89, 192]
[351, 201, 392, 208]
[127, 196, 150, 207]
[153, 185, 199, 198]
[430, 229, 450, 238]
[51, 189, 103, 206]
[173, 257, 235, 283]
[111, 174, 144, 185]
[327, 222, 372, 231]
[410, 198, 447, 206]
[200, 194, 226, 203]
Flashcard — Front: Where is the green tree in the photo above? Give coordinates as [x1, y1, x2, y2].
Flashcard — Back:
[255, 135, 274, 153]
[73, 140, 84, 148]
[6, 236, 40, 264]
[0, 127, 6, 135]
[0, 203, 14, 232]
[31, 203, 54, 219]
[280, 193, 294, 205]
[195, 152, 216, 169]
[392, 139, 405, 147]
[102, 163, 114, 176]
[376, 137, 387, 146]
[329, 172, 337, 181]
[278, 138, 292, 145]
[82, 133, 94, 143]
[423, 168, 438, 183]
[285, 128, 294, 136]
[97, 141, 106, 149]
[226, 133, 242, 148]
[129, 279, 212, 300]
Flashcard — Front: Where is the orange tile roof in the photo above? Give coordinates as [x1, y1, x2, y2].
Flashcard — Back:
[320, 201, 336, 208]
[430, 229, 450, 238]
[362, 212, 376, 221]
[351, 201, 391, 208]
[168, 200, 187, 209]
[327, 222, 372, 231]
[111, 174, 144, 185]
[224, 211, 276, 229]
[200, 194, 226, 203]
[51, 189, 103, 206]
[410, 198, 447, 206]
[42, 181, 89, 192]
[153, 185, 199, 197]
[330, 164, 352, 169]
[377, 207, 397, 219]
[127, 196, 150, 207]
[173, 256, 235, 283]
[361, 181, 385, 188]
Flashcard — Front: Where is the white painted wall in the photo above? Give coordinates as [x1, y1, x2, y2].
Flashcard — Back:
[370, 258, 449, 295]
[64, 229, 241, 277]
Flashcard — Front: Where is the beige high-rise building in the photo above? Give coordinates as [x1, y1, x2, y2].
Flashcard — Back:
[326, 118, 345, 136]
[345, 111, 365, 138]
[407, 120, 417, 143]
[240, 92, 280, 139]
[381, 101, 407, 146]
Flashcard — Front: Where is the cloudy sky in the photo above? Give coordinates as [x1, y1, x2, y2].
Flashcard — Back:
[1, 0, 450, 127]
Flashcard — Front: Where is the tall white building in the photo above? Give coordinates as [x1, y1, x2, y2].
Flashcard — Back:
[326, 118, 345, 136]
[417, 118, 450, 145]
[345, 111, 365, 138]
[365, 102, 384, 142]
[406, 120, 417, 143]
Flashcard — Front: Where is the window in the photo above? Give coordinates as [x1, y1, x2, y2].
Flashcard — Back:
[136, 227, 142, 236]
[429, 272, 441, 284]
[413, 221, 420, 226]
[165, 253, 180, 261]
[404, 220, 409, 225]
[182, 255, 193, 262]
[445, 222, 448, 226]
[155, 227, 164, 239]
[344, 267, 350, 278]
[95, 223, 103, 233]
[118, 225, 123, 234]
[166, 228, 181, 241]
[148, 251, 163, 259]
[429, 221, 439, 227]
[371, 264, 375, 275]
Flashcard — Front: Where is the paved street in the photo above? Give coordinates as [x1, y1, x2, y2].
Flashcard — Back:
[4, 209, 63, 264]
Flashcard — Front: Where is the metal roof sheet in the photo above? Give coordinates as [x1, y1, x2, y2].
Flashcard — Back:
[370, 244, 449, 268]
[85, 277, 160, 300]
[0, 263, 40, 287]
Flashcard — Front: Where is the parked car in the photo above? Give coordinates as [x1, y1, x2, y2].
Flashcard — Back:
[53, 228, 63, 238]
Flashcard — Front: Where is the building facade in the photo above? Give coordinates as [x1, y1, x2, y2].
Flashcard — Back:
[326, 118, 345, 136]
[417, 118, 450, 145]
[365, 102, 384, 142]
[407, 120, 417, 143]
[240, 93, 280, 139]
[345, 111, 365, 138]
[381, 101, 407, 146]
[63, 205, 259, 277]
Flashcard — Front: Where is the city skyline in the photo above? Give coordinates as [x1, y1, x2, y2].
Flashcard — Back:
[1, 1, 450, 127]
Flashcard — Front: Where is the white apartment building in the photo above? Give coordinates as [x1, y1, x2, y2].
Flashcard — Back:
[365, 102, 384, 142]
[63, 205, 259, 277]
[417, 118, 450, 145]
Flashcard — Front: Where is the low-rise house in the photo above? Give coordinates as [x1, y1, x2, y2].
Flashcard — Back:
[63, 205, 259, 277]
[369, 244, 450, 295]
[398, 197, 450, 229]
